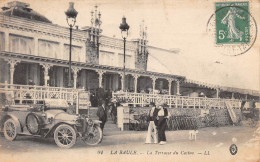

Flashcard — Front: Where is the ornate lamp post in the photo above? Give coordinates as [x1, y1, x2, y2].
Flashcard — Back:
[65, 2, 78, 87]
[119, 16, 130, 91]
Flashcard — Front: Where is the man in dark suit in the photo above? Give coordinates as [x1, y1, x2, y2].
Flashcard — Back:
[96, 100, 107, 131]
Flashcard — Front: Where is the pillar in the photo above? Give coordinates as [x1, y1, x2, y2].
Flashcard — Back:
[167, 78, 173, 95]
[72, 67, 81, 89]
[133, 74, 140, 93]
[119, 72, 124, 91]
[176, 80, 180, 96]
[151, 76, 158, 94]
[40, 63, 52, 86]
[96, 70, 105, 88]
[7, 59, 20, 84]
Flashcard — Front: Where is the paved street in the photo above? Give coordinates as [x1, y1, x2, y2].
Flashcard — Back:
[0, 125, 259, 162]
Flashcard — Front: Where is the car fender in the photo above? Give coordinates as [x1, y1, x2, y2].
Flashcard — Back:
[44, 122, 77, 138]
[1, 114, 22, 133]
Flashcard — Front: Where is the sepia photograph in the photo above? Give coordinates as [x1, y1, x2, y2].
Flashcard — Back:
[0, 0, 259, 161]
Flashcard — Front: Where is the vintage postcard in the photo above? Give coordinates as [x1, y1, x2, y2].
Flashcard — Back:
[0, 0, 259, 162]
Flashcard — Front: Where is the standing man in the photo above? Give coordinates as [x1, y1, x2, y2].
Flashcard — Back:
[155, 101, 170, 145]
[96, 100, 107, 132]
[110, 99, 117, 124]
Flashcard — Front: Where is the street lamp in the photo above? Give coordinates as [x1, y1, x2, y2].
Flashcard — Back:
[119, 16, 130, 91]
[65, 2, 78, 87]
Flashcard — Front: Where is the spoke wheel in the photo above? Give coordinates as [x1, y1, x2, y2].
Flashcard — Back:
[83, 125, 103, 146]
[4, 119, 17, 141]
[54, 124, 76, 149]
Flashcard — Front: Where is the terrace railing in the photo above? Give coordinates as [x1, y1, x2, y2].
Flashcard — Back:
[112, 92, 241, 109]
[0, 83, 84, 106]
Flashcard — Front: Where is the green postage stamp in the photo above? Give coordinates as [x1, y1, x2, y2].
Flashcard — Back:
[215, 2, 250, 44]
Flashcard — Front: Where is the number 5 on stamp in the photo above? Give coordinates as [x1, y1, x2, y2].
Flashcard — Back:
[215, 2, 250, 44]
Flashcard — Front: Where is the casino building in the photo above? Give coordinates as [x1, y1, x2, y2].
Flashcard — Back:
[0, 1, 259, 109]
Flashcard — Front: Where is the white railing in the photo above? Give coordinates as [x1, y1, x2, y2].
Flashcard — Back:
[112, 92, 241, 109]
[0, 83, 84, 105]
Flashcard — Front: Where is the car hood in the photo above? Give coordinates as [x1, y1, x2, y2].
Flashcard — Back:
[45, 109, 78, 122]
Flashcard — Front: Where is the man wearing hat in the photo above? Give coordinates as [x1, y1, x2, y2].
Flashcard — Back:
[154, 100, 171, 145]
[110, 99, 117, 124]
[96, 100, 107, 132]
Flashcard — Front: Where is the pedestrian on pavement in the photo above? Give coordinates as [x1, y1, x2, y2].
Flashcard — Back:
[96, 100, 107, 132]
[145, 102, 158, 144]
[110, 99, 117, 124]
[155, 102, 170, 145]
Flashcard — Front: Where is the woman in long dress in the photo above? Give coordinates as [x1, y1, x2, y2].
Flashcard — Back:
[221, 7, 245, 42]
[145, 102, 158, 144]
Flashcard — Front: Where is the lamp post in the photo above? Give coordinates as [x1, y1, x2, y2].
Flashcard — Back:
[65, 2, 78, 87]
[119, 17, 130, 91]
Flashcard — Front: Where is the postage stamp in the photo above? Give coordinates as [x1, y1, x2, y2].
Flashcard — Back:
[215, 2, 250, 44]
[206, 1, 257, 56]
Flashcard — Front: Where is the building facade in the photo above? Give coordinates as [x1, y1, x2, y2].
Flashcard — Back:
[0, 1, 259, 104]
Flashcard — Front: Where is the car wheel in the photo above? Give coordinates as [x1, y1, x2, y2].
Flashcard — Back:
[54, 124, 76, 149]
[83, 125, 103, 146]
[3, 118, 17, 141]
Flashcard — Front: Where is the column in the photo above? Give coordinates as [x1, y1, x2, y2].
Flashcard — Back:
[167, 78, 173, 95]
[40, 63, 52, 86]
[119, 72, 124, 91]
[133, 74, 140, 93]
[7, 59, 21, 84]
[96, 70, 105, 88]
[176, 80, 180, 96]
[72, 67, 82, 89]
[151, 76, 158, 94]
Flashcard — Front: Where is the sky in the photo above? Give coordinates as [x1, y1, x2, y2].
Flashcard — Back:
[1, 0, 259, 91]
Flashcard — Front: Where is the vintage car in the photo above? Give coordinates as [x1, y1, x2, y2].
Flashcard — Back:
[0, 91, 103, 148]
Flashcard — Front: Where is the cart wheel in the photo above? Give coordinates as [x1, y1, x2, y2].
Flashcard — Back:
[4, 118, 17, 141]
[54, 124, 76, 149]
